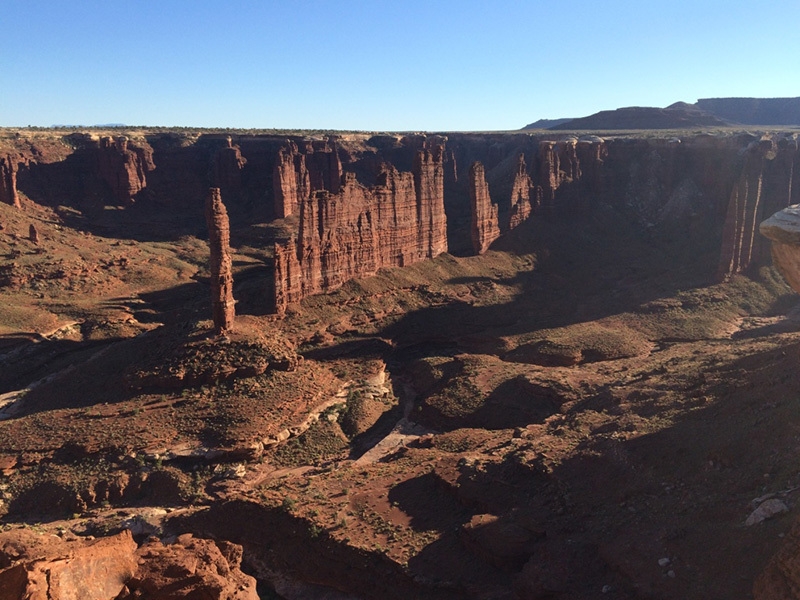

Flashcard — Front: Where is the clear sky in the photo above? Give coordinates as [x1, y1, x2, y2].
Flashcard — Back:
[1, 0, 798, 131]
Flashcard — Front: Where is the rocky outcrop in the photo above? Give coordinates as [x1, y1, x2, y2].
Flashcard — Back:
[273, 148, 447, 312]
[0, 529, 257, 600]
[206, 188, 235, 334]
[305, 139, 343, 194]
[469, 161, 500, 254]
[537, 139, 582, 207]
[0, 154, 22, 208]
[508, 154, 533, 230]
[97, 136, 155, 205]
[214, 137, 247, 192]
[0, 529, 138, 600]
[719, 136, 799, 279]
[119, 534, 258, 600]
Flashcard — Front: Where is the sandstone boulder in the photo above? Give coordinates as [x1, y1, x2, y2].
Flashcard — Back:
[119, 534, 258, 600]
[0, 529, 258, 600]
[0, 529, 137, 600]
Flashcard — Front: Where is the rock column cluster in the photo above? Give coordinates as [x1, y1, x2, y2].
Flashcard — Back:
[205, 188, 235, 334]
[508, 154, 533, 230]
[273, 145, 447, 312]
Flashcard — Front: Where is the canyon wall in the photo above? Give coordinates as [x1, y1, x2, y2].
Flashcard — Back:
[718, 136, 799, 279]
[2, 129, 798, 311]
[97, 136, 155, 205]
[273, 143, 447, 313]
[213, 137, 247, 194]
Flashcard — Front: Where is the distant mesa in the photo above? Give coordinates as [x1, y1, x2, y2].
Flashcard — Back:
[546, 104, 728, 130]
[50, 123, 127, 128]
[695, 97, 800, 126]
[522, 118, 575, 130]
[525, 97, 800, 130]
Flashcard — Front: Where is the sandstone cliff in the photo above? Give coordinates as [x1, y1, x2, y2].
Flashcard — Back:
[274, 146, 447, 312]
[273, 139, 342, 218]
[273, 141, 309, 218]
[214, 137, 247, 193]
[97, 136, 155, 205]
[3, 129, 799, 312]
[469, 161, 500, 254]
[414, 145, 448, 257]
[718, 136, 799, 279]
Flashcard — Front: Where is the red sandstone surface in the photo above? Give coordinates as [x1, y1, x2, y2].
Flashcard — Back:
[469, 161, 500, 254]
[0, 127, 799, 598]
[0, 528, 256, 600]
[273, 144, 447, 312]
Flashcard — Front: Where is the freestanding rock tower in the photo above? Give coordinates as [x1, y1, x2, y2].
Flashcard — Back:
[205, 188, 235, 334]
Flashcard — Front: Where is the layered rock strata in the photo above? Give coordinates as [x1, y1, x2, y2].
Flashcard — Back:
[273, 140, 342, 218]
[720, 136, 799, 278]
[469, 161, 500, 254]
[273, 147, 447, 312]
[205, 188, 235, 334]
[414, 145, 448, 256]
[4, 129, 799, 310]
[273, 141, 308, 218]
[97, 136, 155, 205]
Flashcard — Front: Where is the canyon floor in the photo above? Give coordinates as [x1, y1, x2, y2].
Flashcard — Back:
[1, 191, 800, 599]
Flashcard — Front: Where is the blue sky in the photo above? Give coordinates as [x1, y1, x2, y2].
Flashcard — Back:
[1, 0, 798, 131]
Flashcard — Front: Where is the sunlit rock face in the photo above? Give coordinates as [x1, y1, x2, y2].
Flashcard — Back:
[760, 205, 800, 293]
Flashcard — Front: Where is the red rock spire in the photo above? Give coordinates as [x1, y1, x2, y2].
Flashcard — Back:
[205, 188, 235, 334]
